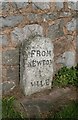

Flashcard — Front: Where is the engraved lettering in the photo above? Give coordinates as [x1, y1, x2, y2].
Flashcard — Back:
[30, 50, 52, 57]
[43, 60, 46, 65]
[40, 81, 44, 87]
[32, 60, 36, 67]
[47, 50, 51, 56]
[31, 79, 50, 87]
[50, 59, 52, 64]
[31, 50, 35, 57]
[37, 61, 42, 66]
[42, 51, 46, 56]
[46, 60, 49, 65]
[45, 79, 49, 85]
[37, 50, 41, 56]
[31, 81, 34, 86]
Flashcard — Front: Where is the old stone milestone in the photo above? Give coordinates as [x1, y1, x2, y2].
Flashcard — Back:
[20, 36, 54, 96]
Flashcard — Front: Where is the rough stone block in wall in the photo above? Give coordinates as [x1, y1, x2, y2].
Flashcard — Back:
[7, 65, 19, 84]
[60, 12, 71, 17]
[2, 2, 16, 11]
[32, 2, 50, 10]
[11, 24, 43, 45]
[11, 27, 24, 45]
[1, 2, 8, 11]
[53, 35, 76, 72]
[23, 24, 43, 39]
[2, 81, 16, 94]
[56, 0, 64, 10]
[48, 19, 64, 40]
[2, 66, 7, 82]
[76, 18, 78, 31]
[66, 17, 78, 32]
[2, 49, 19, 65]
[68, 1, 78, 10]
[0, 35, 8, 46]
[2, 2, 29, 12]
[42, 12, 59, 21]
[66, 18, 76, 31]
[2, 65, 19, 84]
[56, 51, 76, 68]
[27, 13, 41, 22]
[15, 2, 29, 9]
[1, 15, 24, 28]
[0, 2, 1, 7]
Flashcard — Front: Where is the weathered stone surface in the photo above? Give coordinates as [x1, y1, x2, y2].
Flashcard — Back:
[2, 49, 19, 65]
[20, 87, 76, 118]
[60, 12, 71, 17]
[67, 35, 73, 41]
[48, 20, 64, 40]
[32, 2, 50, 10]
[76, 18, 78, 31]
[42, 12, 59, 21]
[68, 1, 78, 10]
[0, 81, 16, 94]
[27, 13, 40, 22]
[15, 2, 28, 9]
[7, 66, 19, 84]
[23, 24, 43, 39]
[32, 0, 50, 2]
[0, 35, 8, 46]
[11, 27, 24, 45]
[2, 2, 10, 11]
[56, 51, 76, 68]
[0, 2, 2, 11]
[20, 36, 54, 95]
[56, 0, 64, 10]
[66, 18, 76, 31]
[2, 2, 28, 11]
[27, 13, 37, 21]
[11, 24, 43, 45]
[25, 105, 41, 118]
[0, 18, 2, 28]
[2, 65, 7, 82]
[77, 36, 78, 52]
[2, 2, 16, 11]
[1, 15, 23, 28]
[0, 35, 2, 45]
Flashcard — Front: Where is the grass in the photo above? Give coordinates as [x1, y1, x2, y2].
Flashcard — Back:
[53, 65, 78, 87]
[2, 96, 78, 119]
[2, 65, 78, 119]
[47, 100, 78, 119]
[2, 96, 24, 119]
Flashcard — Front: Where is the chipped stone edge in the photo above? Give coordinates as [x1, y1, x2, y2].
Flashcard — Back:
[0, 81, 16, 94]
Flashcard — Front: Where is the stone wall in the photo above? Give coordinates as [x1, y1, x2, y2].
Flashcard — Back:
[0, 1, 78, 93]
